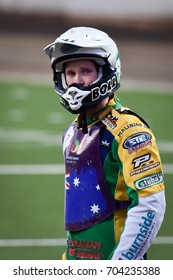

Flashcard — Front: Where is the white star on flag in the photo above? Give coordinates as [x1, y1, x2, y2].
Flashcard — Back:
[90, 204, 100, 214]
[96, 184, 100, 190]
[101, 140, 110, 147]
[73, 177, 80, 187]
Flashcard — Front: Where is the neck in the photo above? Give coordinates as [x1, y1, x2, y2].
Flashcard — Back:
[86, 97, 109, 119]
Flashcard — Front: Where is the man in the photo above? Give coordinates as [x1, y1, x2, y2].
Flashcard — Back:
[44, 26, 166, 260]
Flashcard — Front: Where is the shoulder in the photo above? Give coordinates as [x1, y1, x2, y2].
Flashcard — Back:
[98, 106, 151, 140]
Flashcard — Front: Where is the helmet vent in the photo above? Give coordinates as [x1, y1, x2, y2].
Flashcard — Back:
[60, 44, 80, 54]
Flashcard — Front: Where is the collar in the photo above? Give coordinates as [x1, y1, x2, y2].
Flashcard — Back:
[77, 95, 122, 127]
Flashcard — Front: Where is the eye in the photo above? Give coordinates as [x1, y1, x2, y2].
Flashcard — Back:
[66, 70, 75, 77]
[82, 68, 92, 75]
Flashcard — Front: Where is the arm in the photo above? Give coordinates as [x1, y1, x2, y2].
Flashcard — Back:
[110, 114, 166, 259]
[111, 191, 166, 260]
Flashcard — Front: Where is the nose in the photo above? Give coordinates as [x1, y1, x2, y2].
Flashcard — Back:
[73, 74, 84, 85]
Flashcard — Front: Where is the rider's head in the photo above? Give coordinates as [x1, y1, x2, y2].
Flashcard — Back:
[44, 26, 121, 114]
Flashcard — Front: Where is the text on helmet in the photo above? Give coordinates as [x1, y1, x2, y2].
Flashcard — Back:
[91, 76, 117, 101]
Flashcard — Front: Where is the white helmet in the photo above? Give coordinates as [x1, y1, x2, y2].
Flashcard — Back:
[43, 26, 121, 114]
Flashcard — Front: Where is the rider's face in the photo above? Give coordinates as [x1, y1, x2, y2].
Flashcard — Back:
[65, 59, 98, 87]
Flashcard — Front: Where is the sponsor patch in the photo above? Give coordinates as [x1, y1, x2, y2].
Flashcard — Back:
[123, 132, 152, 154]
[101, 114, 118, 129]
[67, 238, 102, 260]
[120, 211, 155, 260]
[134, 172, 163, 190]
[132, 153, 151, 169]
[131, 162, 160, 176]
[130, 162, 160, 176]
[117, 123, 143, 137]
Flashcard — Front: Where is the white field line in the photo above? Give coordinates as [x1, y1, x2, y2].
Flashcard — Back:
[121, 79, 173, 94]
[163, 164, 173, 175]
[0, 164, 65, 175]
[0, 238, 66, 247]
[0, 237, 172, 247]
[0, 163, 172, 175]
[157, 141, 173, 153]
[0, 128, 63, 147]
[0, 128, 173, 153]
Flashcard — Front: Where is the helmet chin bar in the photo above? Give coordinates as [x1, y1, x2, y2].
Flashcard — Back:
[55, 70, 119, 114]
[63, 86, 90, 112]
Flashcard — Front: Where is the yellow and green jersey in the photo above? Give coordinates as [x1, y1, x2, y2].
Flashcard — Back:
[62, 96, 166, 260]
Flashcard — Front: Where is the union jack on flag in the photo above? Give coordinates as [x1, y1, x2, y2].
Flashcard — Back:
[65, 169, 71, 189]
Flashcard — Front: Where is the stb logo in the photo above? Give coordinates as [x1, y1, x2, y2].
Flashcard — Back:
[123, 132, 152, 154]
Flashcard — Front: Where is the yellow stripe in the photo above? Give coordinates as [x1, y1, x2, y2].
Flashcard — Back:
[114, 209, 127, 244]
[137, 184, 165, 197]
[62, 252, 66, 260]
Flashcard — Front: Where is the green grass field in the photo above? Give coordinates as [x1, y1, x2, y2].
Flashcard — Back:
[0, 81, 172, 260]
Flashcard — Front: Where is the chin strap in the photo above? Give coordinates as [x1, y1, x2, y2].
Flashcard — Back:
[81, 111, 88, 134]
[77, 111, 88, 134]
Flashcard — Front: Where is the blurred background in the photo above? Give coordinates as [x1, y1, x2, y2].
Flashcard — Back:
[0, 0, 173, 260]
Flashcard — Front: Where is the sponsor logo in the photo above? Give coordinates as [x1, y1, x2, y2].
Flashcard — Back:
[67, 238, 102, 260]
[66, 155, 79, 164]
[132, 153, 151, 169]
[117, 123, 143, 137]
[130, 162, 160, 176]
[71, 139, 80, 153]
[102, 113, 118, 129]
[121, 211, 155, 260]
[68, 249, 102, 259]
[134, 172, 163, 190]
[67, 238, 102, 249]
[91, 76, 117, 101]
[123, 132, 152, 154]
